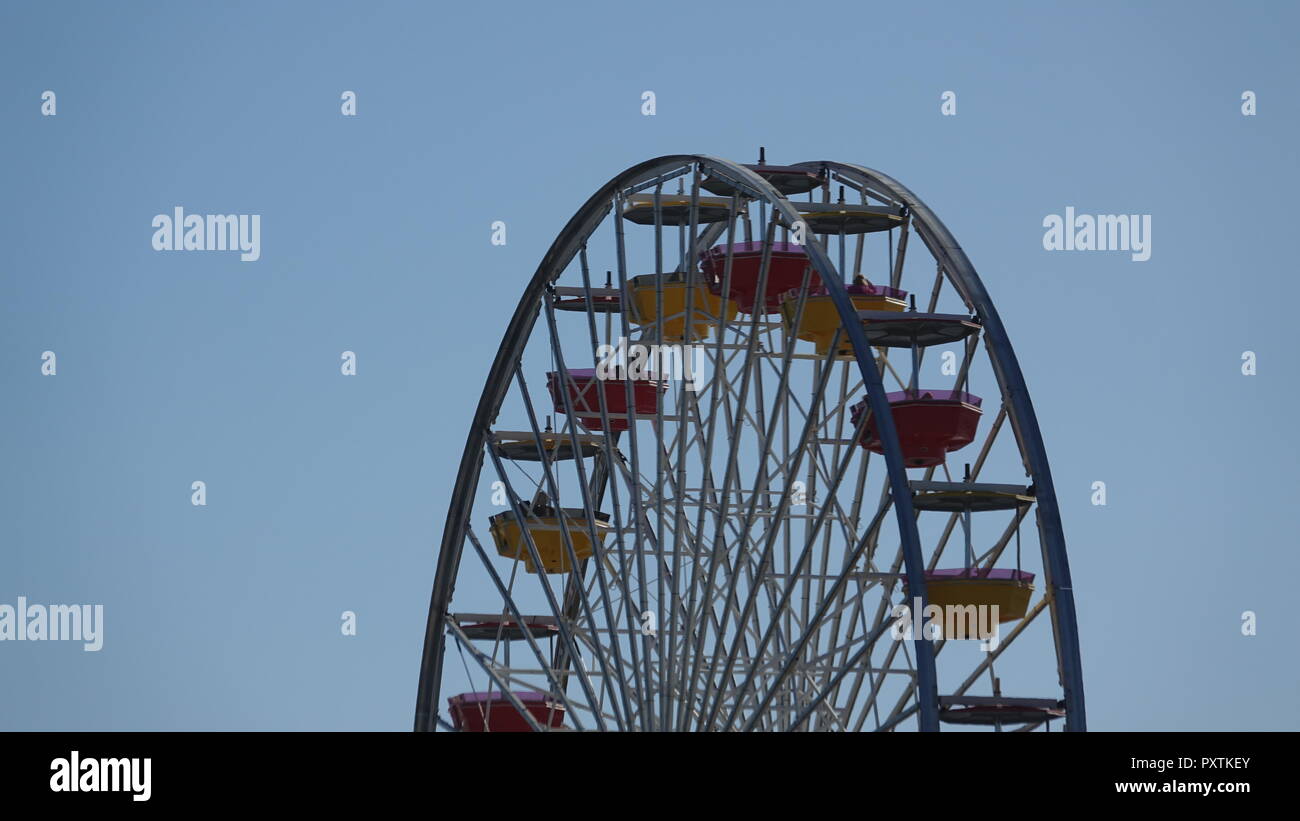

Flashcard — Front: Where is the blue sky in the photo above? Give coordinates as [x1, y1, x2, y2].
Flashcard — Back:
[1, 0, 1296, 730]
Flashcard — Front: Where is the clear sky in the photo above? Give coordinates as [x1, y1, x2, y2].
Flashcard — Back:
[2, 0, 1296, 730]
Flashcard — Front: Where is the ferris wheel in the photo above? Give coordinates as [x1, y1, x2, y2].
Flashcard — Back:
[413, 152, 1086, 732]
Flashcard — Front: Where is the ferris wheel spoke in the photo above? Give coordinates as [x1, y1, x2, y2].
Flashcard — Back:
[825, 570, 893, 717]
[848, 550, 917, 731]
[876, 703, 921, 733]
[482, 434, 619, 729]
[972, 506, 1032, 570]
[889, 213, 911, 290]
[879, 646, 925, 730]
[445, 624, 547, 733]
[809, 604, 916, 732]
[921, 406, 1008, 572]
[726, 410, 894, 731]
[522, 302, 639, 675]
[711, 274, 821, 640]
[610, 196, 667, 729]
[701, 339, 841, 730]
[807, 412, 888, 698]
[681, 217, 785, 726]
[950, 596, 1049, 699]
[653, 169, 704, 726]
[536, 300, 642, 725]
[951, 333, 981, 395]
[871, 345, 910, 392]
[572, 247, 654, 719]
[457, 526, 597, 729]
[585, 465, 764, 722]
[495, 350, 647, 725]
[787, 625, 885, 732]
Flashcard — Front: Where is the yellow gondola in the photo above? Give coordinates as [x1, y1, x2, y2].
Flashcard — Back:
[921, 569, 1035, 623]
[626, 273, 737, 341]
[489, 504, 612, 574]
[780, 281, 907, 357]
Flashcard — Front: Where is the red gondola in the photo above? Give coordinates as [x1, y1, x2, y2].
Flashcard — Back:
[850, 389, 982, 467]
[938, 696, 1065, 726]
[547, 368, 664, 432]
[699, 154, 823, 197]
[447, 691, 566, 732]
[702, 241, 817, 314]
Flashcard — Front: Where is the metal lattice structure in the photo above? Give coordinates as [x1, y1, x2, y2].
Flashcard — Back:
[414, 154, 1085, 732]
